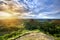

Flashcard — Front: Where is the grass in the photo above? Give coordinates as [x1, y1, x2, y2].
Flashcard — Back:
[54, 37, 60, 40]
[0, 29, 59, 40]
[0, 26, 59, 40]
[0, 29, 40, 40]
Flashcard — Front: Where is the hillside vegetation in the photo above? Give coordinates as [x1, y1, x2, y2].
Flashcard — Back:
[0, 19, 60, 40]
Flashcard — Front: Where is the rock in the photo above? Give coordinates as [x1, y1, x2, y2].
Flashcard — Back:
[16, 32, 54, 40]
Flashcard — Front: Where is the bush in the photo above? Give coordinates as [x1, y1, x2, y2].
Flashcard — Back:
[38, 22, 60, 37]
[0, 36, 3, 40]
[24, 20, 60, 37]
[24, 22, 37, 30]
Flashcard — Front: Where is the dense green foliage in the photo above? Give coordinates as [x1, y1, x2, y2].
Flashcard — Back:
[24, 20, 60, 37]
[0, 19, 60, 40]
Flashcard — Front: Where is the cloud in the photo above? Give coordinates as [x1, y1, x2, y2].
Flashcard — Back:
[0, 0, 60, 19]
[0, 12, 13, 19]
[18, 0, 60, 19]
[17, 10, 60, 19]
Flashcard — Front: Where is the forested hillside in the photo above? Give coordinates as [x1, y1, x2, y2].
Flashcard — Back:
[0, 19, 60, 40]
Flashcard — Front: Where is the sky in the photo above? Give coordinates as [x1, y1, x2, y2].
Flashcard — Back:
[0, 0, 60, 19]
[18, 0, 60, 19]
